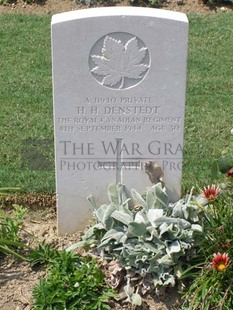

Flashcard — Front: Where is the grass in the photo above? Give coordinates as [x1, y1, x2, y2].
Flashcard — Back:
[183, 13, 233, 192]
[0, 14, 54, 192]
[0, 13, 232, 194]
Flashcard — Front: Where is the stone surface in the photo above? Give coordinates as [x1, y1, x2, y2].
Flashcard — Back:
[51, 7, 189, 235]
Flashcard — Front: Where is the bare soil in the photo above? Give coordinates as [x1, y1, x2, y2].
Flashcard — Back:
[0, 0, 232, 15]
[0, 206, 83, 310]
[0, 207, 181, 309]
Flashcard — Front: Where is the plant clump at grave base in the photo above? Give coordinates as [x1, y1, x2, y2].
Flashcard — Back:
[67, 182, 204, 305]
[68, 127, 233, 308]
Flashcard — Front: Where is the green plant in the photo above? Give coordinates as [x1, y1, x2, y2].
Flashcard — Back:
[33, 250, 115, 310]
[0, 204, 27, 241]
[29, 241, 59, 267]
[0, 0, 15, 4]
[181, 192, 233, 309]
[181, 265, 233, 310]
[0, 204, 29, 259]
[148, 0, 165, 7]
[68, 183, 203, 304]
[181, 133, 233, 310]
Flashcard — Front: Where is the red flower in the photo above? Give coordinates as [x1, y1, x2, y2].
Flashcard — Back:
[212, 252, 230, 271]
[201, 184, 220, 202]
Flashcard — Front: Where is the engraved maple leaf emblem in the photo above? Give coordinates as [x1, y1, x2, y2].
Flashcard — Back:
[91, 36, 149, 89]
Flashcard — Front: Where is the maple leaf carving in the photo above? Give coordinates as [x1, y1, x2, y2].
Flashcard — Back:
[91, 36, 149, 89]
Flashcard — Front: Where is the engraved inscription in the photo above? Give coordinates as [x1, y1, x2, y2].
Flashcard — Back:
[57, 96, 183, 133]
[89, 33, 150, 90]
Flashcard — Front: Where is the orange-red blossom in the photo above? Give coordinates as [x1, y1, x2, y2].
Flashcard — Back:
[212, 252, 230, 271]
[202, 184, 220, 202]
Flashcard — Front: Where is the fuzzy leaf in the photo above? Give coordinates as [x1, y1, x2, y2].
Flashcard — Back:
[108, 183, 130, 207]
[111, 210, 132, 226]
[101, 227, 124, 241]
[187, 207, 199, 222]
[191, 224, 202, 233]
[119, 203, 133, 218]
[124, 284, 134, 300]
[147, 209, 164, 226]
[146, 188, 156, 208]
[158, 254, 174, 266]
[144, 241, 163, 253]
[87, 194, 98, 209]
[153, 183, 169, 209]
[172, 200, 184, 218]
[134, 211, 147, 223]
[108, 183, 119, 205]
[131, 293, 142, 306]
[166, 240, 181, 255]
[117, 183, 125, 205]
[99, 228, 125, 247]
[154, 217, 191, 229]
[94, 204, 108, 223]
[159, 223, 175, 238]
[161, 273, 176, 286]
[128, 222, 148, 237]
[84, 224, 105, 240]
[66, 241, 86, 252]
[182, 205, 189, 220]
[131, 189, 149, 212]
[66, 223, 104, 251]
[102, 203, 116, 229]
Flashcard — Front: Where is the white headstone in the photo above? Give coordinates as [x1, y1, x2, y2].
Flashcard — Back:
[52, 7, 189, 235]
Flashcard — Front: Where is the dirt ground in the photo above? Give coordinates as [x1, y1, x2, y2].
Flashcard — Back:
[0, 206, 83, 310]
[0, 207, 181, 310]
[0, 0, 232, 15]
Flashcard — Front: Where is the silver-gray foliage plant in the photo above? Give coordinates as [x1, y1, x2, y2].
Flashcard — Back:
[67, 183, 203, 303]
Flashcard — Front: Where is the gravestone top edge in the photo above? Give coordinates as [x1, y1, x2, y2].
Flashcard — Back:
[51, 7, 188, 25]
[51, 4, 189, 235]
